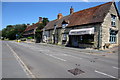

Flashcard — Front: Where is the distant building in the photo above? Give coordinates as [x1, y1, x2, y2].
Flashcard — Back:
[43, 2, 120, 49]
[23, 17, 43, 38]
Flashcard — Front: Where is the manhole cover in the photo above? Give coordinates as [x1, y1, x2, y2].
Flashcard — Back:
[94, 58, 98, 59]
[90, 60, 95, 62]
[68, 68, 85, 75]
[102, 55, 106, 56]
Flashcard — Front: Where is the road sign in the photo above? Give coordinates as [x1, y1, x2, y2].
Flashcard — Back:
[16, 34, 19, 37]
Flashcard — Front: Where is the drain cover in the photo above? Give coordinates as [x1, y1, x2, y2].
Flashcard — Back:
[94, 58, 98, 59]
[102, 55, 106, 56]
[68, 68, 85, 75]
[90, 60, 95, 62]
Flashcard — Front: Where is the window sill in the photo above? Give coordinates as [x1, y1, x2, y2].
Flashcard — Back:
[111, 26, 116, 27]
[109, 42, 116, 44]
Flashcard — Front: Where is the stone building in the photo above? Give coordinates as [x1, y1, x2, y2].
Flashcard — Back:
[23, 17, 43, 38]
[43, 2, 119, 49]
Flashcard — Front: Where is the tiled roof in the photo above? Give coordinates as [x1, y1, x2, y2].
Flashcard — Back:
[24, 22, 41, 32]
[23, 32, 34, 35]
[45, 2, 113, 30]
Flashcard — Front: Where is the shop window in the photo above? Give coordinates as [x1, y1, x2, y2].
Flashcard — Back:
[109, 30, 117, 43]
[78, 35, 94, 44]
[111, 14, 116, 27]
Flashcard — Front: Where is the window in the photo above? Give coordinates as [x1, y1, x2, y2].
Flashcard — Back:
[62, 24, 68, 28]
[111, 14, 116, 27]
[62, 34, 67, 40]
[109, 30, 117, 43]
[46, 31, 50, 37]
[111, 21, 116, 26]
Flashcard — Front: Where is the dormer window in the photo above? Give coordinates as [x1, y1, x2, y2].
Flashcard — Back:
[62, 24, 68, 28]
[54, 24, 57, 30]
[62, 20, 69, 28]
[111, 14, 116, 27]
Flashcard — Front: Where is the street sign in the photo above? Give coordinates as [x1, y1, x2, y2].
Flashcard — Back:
[16, 34, 19, 37]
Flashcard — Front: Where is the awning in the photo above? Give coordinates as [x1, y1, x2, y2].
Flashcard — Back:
[69, 27, 94, 35]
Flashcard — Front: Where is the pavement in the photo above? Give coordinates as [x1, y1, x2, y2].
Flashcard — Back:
[25, 40, 118, 54]
[37, 42, 118, 59]
[2, 41, 119, 78]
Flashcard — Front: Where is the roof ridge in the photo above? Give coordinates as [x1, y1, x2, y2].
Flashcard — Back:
[73, 2, 112, 14]
[45, 2, 113, 30]
[49, 2, 112, 22]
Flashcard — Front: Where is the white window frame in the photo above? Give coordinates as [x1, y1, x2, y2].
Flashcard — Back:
[109, 30, 117, 43]
[111, 14, 116, 27]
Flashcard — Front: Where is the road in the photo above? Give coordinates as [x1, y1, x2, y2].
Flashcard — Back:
[2, 41, 119, 78]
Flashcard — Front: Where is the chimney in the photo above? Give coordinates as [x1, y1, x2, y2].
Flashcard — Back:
[57, 13, 63, 19]
[39, 17, 42, 22]
[32, 23, 34, 25]
[70, 6, 74, 14]
[27, 24, 30, 25]
[26, 24, 30, 27]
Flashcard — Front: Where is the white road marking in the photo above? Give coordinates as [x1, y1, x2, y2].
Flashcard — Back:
[51, 53, 82, 59]
[6, 43, 36, 78]
[112, 66, 120, 69]
[44, 53, 82, 61]
[49, 55, 66, 61]
[44, 53, 66, 61]
[44, 52, 82, 61]
[66, 54, 82, 59]
[44, 53, 49, 55]
[95, 70, 116, 78]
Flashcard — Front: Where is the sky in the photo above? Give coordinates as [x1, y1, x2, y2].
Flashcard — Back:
[1, 1, 120, 30]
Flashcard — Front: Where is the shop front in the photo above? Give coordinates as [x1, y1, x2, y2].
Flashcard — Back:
[69, 27, 95, 48]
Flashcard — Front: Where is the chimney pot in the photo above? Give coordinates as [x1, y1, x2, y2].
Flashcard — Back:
[39, 17, 42, 22]
[57, 13, 63, 19]
[70, 6, 74, 14]
[27, 24, 30, 25]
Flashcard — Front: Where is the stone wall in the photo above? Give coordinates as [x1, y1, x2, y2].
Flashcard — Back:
[48, 30, 53, 43]
[101, 3, 119, 49]
[118, 18, 120, 46]
[45, 23, 101, 49]
[57, 29, 62, 45]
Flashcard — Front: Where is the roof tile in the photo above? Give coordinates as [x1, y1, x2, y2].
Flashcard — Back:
[45, 2, 112, 30]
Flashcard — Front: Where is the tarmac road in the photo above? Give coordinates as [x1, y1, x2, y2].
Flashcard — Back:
[2, 41, 119, 79]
